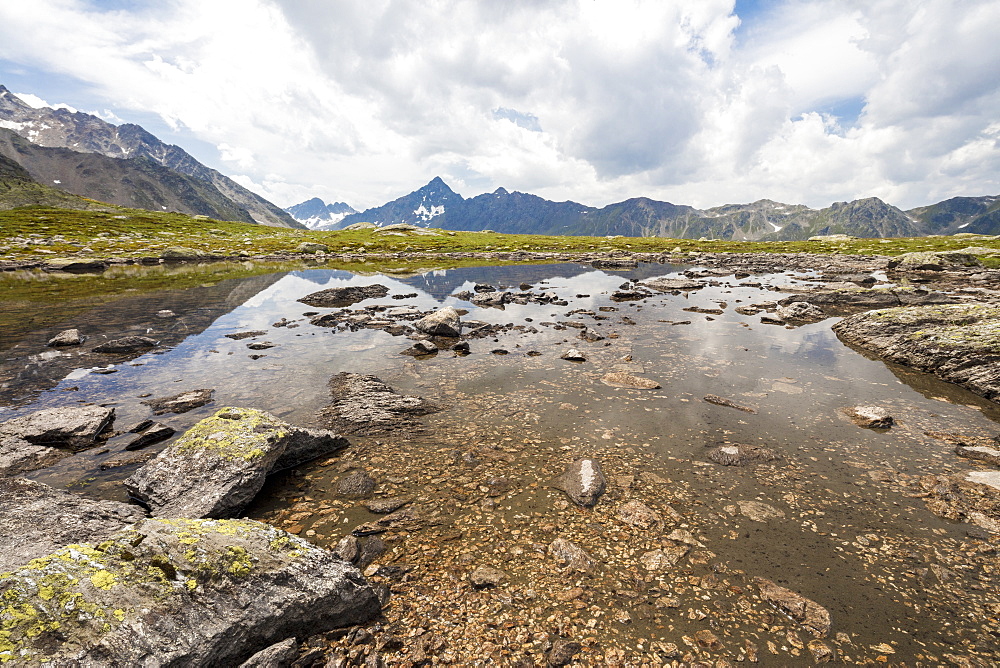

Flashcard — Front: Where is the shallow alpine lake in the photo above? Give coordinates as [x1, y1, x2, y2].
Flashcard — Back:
[2, 258, 998, 664]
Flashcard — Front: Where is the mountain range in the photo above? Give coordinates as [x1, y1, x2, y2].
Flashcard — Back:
[0, 85, 301, 228]
[327, 177, 1000, 240]
[283, 197, 358, 229]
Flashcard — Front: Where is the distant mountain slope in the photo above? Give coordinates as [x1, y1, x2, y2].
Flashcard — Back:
[0, 129, 256, 222]
[0, 85, 303, 229]
[284, 197, 358, 230]
[0, 150, 107, 211]
[338, 176, 982, 240]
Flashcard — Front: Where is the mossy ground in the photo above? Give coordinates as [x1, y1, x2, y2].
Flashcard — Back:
[2, 205, 999, 263]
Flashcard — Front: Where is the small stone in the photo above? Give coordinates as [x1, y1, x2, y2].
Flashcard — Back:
[246, 342, 275, 351]
[616, 500, 663, 530]
[843, 405, 893, 428]
[124, 422, 175, 451]
[551, 458, 606, 508]
[548, 538, 597, 572]
[601, 372, 660, 389]
[365, 497, 411, 514]
[468, 566, 506, 589]
[546, 639, 582, 667]
[141, 389, 214, 415]
[708, 445, 780, 466]
[560, 348, 587, 362]
[335, 470, 377, 497]
[738, 500, 786, 522]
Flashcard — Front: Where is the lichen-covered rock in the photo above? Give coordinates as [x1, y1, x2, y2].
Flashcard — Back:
[297, 284, 389, 308]
[413, 306, 462, 337]
[551, 458, 606, 508]
[0, 477, 147, 573]
[891, 251, 982, 271]
[0, 518, 379, 666]
[320, 373, 440, 436]
[0, 405, 114, 450]
[125, 407, 348, 518]
[833, 303, 1000, 402]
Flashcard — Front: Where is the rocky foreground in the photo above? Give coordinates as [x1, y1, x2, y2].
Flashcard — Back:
[2, 247, 1000, 665]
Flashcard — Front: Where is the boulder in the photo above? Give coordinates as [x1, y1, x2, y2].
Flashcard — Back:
[0, 518, 379, 665]
[297, 284, 389, 308]
[321, 373, 440, 436]
[0, 405, 114, 449]
[125, 407, 349, 519]
[92, 335, 158, 354]
[891, 251, 982, 271]
[551, 458, 606, 508]
[413, 306, 462, 337]
[0, 477, 146, 573]
[141, 389, 215, 415]
[296, 242, 329, 254]
[754, 577, 831, 638]
[47, 328, 83, 347]
[833, 303, 1000, 403]
[775, 301, 825, 322]
[161, 246, 209, 261]
[548, 538, 597, 572]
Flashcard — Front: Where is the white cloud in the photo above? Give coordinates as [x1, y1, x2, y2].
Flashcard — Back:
[13, 91, 77, 112]
[0, 0, 997, 211]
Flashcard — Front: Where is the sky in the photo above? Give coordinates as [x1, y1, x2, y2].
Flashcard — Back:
[0, 0, 998, 212]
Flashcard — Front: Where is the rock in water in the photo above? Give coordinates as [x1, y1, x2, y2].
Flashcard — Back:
[297, 284, 389, 308]
[0, 405, 114, 450]
[47, 328, 83, 347]
[0, 518, 380, 665]
[560, 348, 587, 362]
[843, 405, 893, 428]
[548, 538, 597, 572]
[0, 436, 67, 476]
[413, 306, 462, 337]
[708, 445, 780, 466]
[125, 407, 349, 518]
[141, 388, 215, 415]
[601, 372, 661, 389]
[552, 458, 606, 508]
[775, 301, 825, 322]
[754, 577, 831, 638]
[321, 373, 440, 436]
[0, 477, 147, 572]
[92, 335, 158, 354]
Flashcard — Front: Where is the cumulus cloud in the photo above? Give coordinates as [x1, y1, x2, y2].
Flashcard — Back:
[0, 0, 997, 210]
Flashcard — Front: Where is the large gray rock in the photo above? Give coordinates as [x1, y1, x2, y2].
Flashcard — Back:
[297, 284, 389, 308]
[551, 458, 606, 508]
[891, 251, 982, 271]
[833, 303, 1000, 402]
[413, 306, 462, 337]
[0, 518, 380, 666]
[0, 477, 146, 573]
[125, 407, 349, 519]
[0, 405, 114, 449]
[0, 435, 67, 476]
[321, 373, 440, 436]
[47, 328, 83, 347]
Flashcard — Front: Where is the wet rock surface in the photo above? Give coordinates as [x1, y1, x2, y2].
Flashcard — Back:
[297, 284, 389, 307]
[551, 458, 607, 508]
[0, 518, 379, 665]
[92, 335, 158, 354]
[321, 373, 441, 435]
[141, 388, 214, 415]
[125, 407, 348, 518]
[0, 404, 114, 450]
[834, 303, 1000, 401]
[0, 477, 147, 572]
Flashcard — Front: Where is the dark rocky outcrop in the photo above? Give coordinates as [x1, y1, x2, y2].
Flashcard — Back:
[0, 518, 379, 665]
[125, 407, 349, 518]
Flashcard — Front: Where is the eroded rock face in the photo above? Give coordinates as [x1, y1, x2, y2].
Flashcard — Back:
[552, 458, 606, 508]
[0, 477, 147, 573]
[834, 303, 1000, 402]
[125, 407, 349, 518]
[0, 405, 114, 450]
[0, 518, 380, 666]
[297, 284, 389, 308]
[321, 373, 440, 436]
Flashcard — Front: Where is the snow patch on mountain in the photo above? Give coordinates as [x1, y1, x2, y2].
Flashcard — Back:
[414, 204, 445, 221]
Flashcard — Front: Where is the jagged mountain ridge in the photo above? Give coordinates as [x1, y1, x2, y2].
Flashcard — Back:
[0, 129, 259, 222]
[284, 197, 358, 230]
[0, 85, 302, 228]
[334, 177, 999, 240]
[0, 149, 108, 211]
